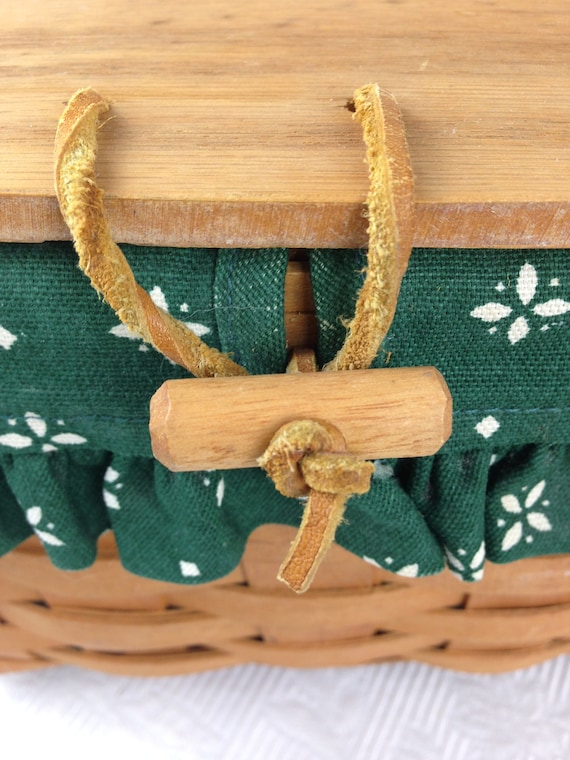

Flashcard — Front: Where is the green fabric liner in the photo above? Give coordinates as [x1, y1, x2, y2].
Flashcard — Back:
[0, 243, 568, 584]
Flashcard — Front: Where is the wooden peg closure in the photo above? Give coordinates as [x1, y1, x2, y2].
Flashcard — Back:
[149, 366, 452, 472]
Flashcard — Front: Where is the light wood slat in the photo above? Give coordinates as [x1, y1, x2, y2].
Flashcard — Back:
[390, 605, 570, 646]
[0, 624, 60, 654]
[284, 260, 319, 349]
[43, 647, 242, 677]
[179, 584, 467, 632]
[416, 642, 570, 674]
[1, 603, 257, 652]
[4, 524, 570, 674]
[226, 632, 446, 668]
[0, 550, 244, 609]
[2, 0, 570, 248]
[0, 657, 51, 674]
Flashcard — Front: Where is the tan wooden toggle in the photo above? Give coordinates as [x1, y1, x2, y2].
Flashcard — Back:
[149, 366, 452, 472]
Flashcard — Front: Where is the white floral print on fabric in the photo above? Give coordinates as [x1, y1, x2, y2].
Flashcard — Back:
[363, 556, 419, 578]
[475, 415, 500, 439]
[25, 506, 65, 547]
[445, 542, 486, 582]
[216, 477, 225, 508]
[470, 263, 570, 345]
[0, 413, 87, 451]
[179, 560, 201, 578]
[396, 564, 419, 578]
[0, 325, 17, 350]
[499, 480, 552, 551]
[103, 466, 123, 510]
[109, 285, 211, 351]
[201, 472, 226, 507]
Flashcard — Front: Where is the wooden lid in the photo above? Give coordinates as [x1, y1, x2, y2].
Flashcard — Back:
[3, 0, 570, 248]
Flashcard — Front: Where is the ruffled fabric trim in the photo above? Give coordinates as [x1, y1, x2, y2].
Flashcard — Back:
[1, 444, 568, 584]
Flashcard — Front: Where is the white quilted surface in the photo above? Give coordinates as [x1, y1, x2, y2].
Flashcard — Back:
[2, 658, 570, 759]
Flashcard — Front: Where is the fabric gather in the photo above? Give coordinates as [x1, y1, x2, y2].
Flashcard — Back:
[0, 238, 567, 584]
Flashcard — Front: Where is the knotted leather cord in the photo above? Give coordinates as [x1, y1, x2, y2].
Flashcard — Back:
[258, 419, 373, 592]
[54, 84, 404, 592]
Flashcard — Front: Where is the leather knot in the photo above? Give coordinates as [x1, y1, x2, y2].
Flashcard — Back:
[258, 420, 373, 593]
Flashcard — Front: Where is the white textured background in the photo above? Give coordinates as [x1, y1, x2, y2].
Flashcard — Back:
[2, 658, 570, 759]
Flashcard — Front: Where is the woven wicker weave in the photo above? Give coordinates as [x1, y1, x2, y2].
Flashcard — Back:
[2, 525, 570, 677]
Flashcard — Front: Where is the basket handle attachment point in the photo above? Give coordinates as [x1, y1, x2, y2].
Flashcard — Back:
[55, 84, 452, 594]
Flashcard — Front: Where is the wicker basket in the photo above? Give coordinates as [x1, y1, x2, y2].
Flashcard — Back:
[2, 524, 570, 677]
[1, 0, 569, 684]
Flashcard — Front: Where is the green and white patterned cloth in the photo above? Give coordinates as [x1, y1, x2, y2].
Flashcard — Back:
[0, 243, 568, 583]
